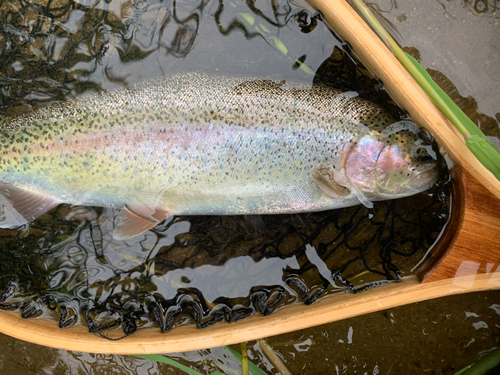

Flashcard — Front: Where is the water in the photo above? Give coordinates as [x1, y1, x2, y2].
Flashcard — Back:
[367, 0, 500, 147]
[0, 0, 334, 110]
[0, 185, 451, 337]
[0, 0, 454, 338]
[0, 0, 496, 372]
[0, 290, 498, 373]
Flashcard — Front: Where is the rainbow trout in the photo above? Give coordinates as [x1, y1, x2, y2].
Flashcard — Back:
[0, 72, 439, 239]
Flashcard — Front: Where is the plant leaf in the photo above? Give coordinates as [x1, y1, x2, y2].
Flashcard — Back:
[350, 0, 395, 54]
[454, 346, 500, 374]
[268, 36, 288, 55]
[295, 59, 315, 75]
[240, 13, 255, 26]
[466, 135, 500, 180]
[404, 52, 500, 179]
[224, 345, 269, 375]
[403, 53, 481, 137]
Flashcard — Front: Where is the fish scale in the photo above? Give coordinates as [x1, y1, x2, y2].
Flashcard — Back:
[0, 72, 439, 239]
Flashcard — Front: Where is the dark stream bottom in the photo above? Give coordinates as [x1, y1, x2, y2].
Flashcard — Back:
[0, 289, 498, 374]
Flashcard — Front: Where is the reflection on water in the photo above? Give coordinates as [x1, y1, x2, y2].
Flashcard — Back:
[0, 174, 449, 334]
[0, 179, 451, 337]
[0, 0, 453, 338]
[0, 290, 498, 374]
[48, 352, 157, 374]
[368, 0, 500, 147]
[252, 290, 500, 374]
[0, 0, 335, 115]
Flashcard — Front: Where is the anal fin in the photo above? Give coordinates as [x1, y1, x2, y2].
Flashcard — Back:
[114, 204, 172, 240]
[0, 184, 61, 228]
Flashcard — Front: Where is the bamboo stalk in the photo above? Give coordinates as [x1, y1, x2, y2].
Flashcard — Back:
[258, 339, 292, 375]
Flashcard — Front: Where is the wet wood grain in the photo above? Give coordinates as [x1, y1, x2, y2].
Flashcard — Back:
[423, 169, 500, 282]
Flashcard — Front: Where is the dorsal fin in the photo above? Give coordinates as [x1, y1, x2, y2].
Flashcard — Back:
[114, 204, 171, 240]
[0, 184, 61, 228]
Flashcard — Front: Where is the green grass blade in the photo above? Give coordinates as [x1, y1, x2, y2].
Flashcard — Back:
[454, 346, 500, 374]
[350, 0, 500, 181]
[403, 53, 481, 137]
[350, 0, 395, 54]
[454, 366, 472, 375]
[466, 135, 500, 180]
[224, 345, 269, 375]
[133, 354, 203, 375]
[295, 59, 315, 75]
[238, 10, 313, 75]
[268, 36, 288, 55]
[351, 0, 469, 136]
[240, 13, 255, 26]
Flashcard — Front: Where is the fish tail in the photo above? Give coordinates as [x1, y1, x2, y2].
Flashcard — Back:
[0, 184, 61, 228]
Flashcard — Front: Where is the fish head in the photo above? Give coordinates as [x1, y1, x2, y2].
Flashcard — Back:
[344, 121, 440, 200]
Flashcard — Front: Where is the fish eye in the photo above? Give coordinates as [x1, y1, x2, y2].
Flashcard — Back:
[415, 148, 432, 163]
[417, 155, 432, 162]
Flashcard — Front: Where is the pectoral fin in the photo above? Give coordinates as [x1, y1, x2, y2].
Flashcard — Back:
[0, 184, 61, 228]
[348, 184, 374, 209]
[311, 167, 374, 209]
[114, 204, 171, 240]
[311, 168, 350, 198]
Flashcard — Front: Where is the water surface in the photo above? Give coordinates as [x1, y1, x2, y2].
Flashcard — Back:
[367, 0, 500, 146]
[0, 0, 454, 338]
[0, 290, 498, 374]
[0, 0, 494, 373]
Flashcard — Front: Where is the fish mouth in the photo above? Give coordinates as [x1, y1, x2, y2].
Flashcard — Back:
[374, 165, 439, 199]
[408, 165, 440, 193]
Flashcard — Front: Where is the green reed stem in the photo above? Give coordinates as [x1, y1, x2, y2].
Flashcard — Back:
[454, 346, 500, 374]
[350, 0, 500, 180]
[241, 342, 249, 375]
[224, 345, 269, 375]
